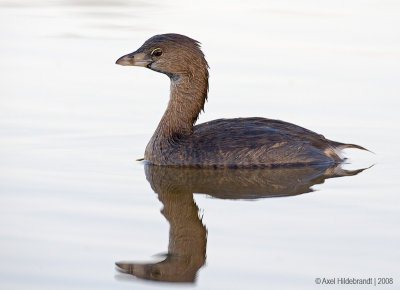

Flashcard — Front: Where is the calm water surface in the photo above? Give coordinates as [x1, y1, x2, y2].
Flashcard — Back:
[1, 1, 399, 289]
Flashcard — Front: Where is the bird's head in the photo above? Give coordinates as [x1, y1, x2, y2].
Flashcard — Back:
[116, 33, 208, 79]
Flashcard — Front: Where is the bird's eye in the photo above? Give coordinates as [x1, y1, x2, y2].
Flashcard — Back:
[151, 48, 163, 57]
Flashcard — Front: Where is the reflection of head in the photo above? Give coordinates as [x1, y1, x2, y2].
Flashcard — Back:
[116, 253, 201, 282]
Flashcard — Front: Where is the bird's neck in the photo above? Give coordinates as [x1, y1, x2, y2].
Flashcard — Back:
[154, 72, 208, 139]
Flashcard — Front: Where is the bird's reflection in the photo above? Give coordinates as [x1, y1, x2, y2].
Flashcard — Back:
[116, 163, 367, 283]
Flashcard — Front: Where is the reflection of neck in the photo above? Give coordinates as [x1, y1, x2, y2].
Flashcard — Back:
[158, 191, 206, 278]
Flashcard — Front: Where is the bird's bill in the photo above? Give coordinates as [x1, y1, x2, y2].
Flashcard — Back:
[115, 52, 152, 67]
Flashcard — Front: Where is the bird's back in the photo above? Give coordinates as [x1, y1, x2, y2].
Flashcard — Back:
[146, 117, 349, 167]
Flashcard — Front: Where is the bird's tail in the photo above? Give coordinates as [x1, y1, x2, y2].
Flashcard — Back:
[331, 141, 373, 153]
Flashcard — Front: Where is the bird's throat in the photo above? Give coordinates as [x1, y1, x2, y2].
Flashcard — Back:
[154, 73, 207, 139]
[144, 64, 209, 163]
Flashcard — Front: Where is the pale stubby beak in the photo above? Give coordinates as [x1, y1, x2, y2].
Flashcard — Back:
[115, 52, 152, 67]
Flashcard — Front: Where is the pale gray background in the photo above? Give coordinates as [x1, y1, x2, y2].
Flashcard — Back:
[1, 1, 399, 289]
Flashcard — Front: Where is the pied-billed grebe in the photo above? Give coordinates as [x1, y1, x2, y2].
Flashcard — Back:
[116, 33, 367, 167]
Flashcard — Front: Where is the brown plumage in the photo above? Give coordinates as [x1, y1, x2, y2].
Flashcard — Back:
[116, 33, 367, 167]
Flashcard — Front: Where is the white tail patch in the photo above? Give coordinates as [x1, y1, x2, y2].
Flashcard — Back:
[323, 145, 345, 161]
